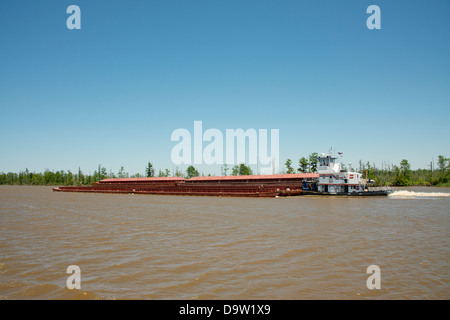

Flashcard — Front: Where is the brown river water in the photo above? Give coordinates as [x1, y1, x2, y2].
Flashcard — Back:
[0, 185, 448, 300]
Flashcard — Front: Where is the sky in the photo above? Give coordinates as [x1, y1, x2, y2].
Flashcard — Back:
[0, 0, 449, 176]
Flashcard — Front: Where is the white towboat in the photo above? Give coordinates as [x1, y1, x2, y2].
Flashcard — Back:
[302, 151, 392, 196]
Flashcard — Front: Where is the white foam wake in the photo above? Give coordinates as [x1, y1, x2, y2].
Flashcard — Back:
[389, 190, 450, 199]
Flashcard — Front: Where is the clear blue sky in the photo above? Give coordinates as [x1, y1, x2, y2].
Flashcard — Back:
[1, 0, 449, 175]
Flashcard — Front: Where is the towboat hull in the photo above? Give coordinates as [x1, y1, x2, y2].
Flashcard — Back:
[300, 190, 391, 196]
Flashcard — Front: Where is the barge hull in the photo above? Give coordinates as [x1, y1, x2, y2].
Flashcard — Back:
[52, 174, 321, 197]
[52, 185, 281, 198]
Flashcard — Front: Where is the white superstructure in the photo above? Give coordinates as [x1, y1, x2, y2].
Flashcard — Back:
[316, 152, 365, 194]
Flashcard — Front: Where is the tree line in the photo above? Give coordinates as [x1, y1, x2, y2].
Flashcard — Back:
[0, 166, 131, 186]
[1, 155, 448, 187]
[283, 154, 450, 187]
[0, 161, 255, 185]
[357, 156, 450, 187]
[144, 162, 254, 179]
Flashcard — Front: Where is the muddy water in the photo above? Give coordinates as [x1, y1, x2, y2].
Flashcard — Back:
[0, 186, 448, 299]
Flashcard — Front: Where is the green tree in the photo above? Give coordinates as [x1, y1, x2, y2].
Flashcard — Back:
[186, 165, 199, 179]
[238, 163, 253, 176]
[437, 155, 448, 172]
[118, 166, 127, 178]
[231, 165, 239, 176]
[66, 171, 74, 185]
[174, 167, 184, 177]
[43, 169, 54, 185]
[158, 169, 171, 177]
[75, 167, 84, 185]
[31, 174, 43, 185]
[298, 157, 309, 173]
[145, 162, 154, 177]
[100, 167, 108, 180]
[221, 164, 229, 176]
[309, 152, 318, 173]
[19, 168, 30, 184]
[55, 171, 62, 184]
[364, 162, 375, 181]
[393, 159, 411, 186]
[92, 165, 106, 182]
[400, 159, 411, 180]
[285, 159, 294, 174]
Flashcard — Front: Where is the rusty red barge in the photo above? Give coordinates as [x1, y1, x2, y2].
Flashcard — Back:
[52, 173, 319, 198]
